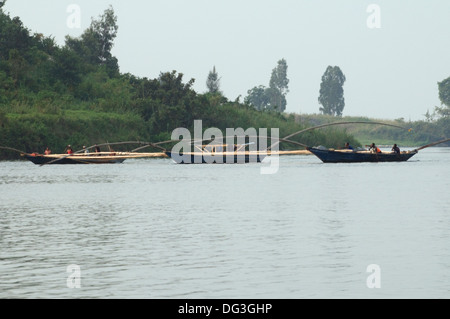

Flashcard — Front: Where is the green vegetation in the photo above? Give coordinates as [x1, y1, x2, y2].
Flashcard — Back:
[245, 59, 289, 112]
[0, 5, 448, 160]
[0, 7, 357, 160]
[293, 114, 449, 147]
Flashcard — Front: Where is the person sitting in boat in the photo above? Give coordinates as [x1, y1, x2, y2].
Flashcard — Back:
[44, 147, 51, 155]
[344, 142, 354, 150]
[392, 144, 400, 154]
[83, 146, 89, 154]
[369, 143, 381, 153]
[65, 145, 74, 155]
[95, 145, 101, 153]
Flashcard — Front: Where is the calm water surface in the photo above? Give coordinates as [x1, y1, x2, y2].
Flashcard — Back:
[0, 148, 449, 298]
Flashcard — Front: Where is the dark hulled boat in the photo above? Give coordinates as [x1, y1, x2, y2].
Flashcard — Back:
[22, 153, 127, 165]
[164, 151, 267, 164]
[307, 147, 418, 163]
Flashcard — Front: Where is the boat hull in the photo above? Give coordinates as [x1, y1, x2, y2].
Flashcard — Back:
[23, 154, 126, 165]
[307, 148, 418, 163]
[165, 152, 267, 164]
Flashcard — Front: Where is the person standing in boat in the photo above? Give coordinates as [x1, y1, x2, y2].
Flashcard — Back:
[392, 144, 400, 154]
[369, 143, 381, 153]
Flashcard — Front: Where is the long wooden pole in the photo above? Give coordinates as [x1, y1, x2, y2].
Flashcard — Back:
[172, 136, 309, 149]
[0, 146, 28, 155]
[414, 138, 450, 151]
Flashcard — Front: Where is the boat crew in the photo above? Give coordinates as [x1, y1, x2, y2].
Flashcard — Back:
[369, 143, 381, 153]
[392, 144, 400, 154]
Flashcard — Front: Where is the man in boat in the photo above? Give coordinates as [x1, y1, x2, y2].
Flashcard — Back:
[83, 146, 89, 154]
[392, 144, 400, 154]
[344, 142, 354, 150]
[44, 147, 52, 155]
[369, 143, 381, 153]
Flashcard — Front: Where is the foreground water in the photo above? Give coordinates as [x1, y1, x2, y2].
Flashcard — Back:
[0, 148, 449, 299]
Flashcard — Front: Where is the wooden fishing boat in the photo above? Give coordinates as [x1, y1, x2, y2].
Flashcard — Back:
[307, 147, 418, 163]
[21, 152, 168, 165]
[307, 138, 450, 163]
[22, 153, 127, 164]
[164, 138, 313, 164]
[164, 151, 268, 164]
[163, 142, 310, 164]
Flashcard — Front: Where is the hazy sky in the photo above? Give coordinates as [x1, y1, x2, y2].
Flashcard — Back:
[3, 0, 450, 120]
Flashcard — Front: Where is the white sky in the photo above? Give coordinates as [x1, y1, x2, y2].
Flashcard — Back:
[4, 0, 450, 121]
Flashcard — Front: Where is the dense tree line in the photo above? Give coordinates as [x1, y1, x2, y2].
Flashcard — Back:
[0, 6, 359, 159]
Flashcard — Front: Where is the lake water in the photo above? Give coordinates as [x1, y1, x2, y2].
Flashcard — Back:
[0, 148, 449, 299]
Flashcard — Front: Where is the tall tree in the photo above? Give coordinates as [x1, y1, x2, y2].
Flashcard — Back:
[268, 58, 289, 112]
[318, 66, 346, 116]
[206, 66, 221, 94]
[65, 6, 119, 76]
[245, 59, 289, 112]
[89, 6, 118, 64]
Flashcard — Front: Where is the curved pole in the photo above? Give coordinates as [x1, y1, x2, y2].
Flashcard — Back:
[0, 146, 28, 155]
[414, 138, 450, 152]
[178, 135, 309, 149]
[135, 135, 309, 152]
[267, 121, 411, 151]
[131, 139, 181, 152]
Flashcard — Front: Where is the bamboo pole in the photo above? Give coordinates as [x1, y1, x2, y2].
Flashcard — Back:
[0, 146, 28, 155]
[414, 138, 450, 151]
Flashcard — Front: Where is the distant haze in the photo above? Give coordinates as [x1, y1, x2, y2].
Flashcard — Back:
[4, 0, 450, 121]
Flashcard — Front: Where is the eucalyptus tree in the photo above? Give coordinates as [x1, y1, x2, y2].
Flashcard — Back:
[318, 66, 346, 116]
[268, 58, 289, 112]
